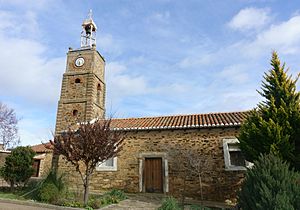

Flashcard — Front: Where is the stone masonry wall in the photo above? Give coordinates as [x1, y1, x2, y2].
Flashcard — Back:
[0, 151, 9, 167]
[38, 153, 53, 177]
[0, 151, 10, 186]
[58, 127, 244, 202]
[55, 48, 105, 134]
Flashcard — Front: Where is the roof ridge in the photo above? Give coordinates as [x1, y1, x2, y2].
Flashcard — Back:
[31, 142, 51, 146]
[111, 110, 251, 120]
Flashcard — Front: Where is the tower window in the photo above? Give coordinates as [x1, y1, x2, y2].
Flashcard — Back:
[97, 84, 101, 104]
[72, 110, 78, 116]
[75, 78, 81, 83]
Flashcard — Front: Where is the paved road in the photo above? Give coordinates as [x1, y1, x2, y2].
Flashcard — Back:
[0, 202, 55, 210]
[0, 199, 160, 210]
[0, 200, 79, 210]
[101, 199, 159, 210]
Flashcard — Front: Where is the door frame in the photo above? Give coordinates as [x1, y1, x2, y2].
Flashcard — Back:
[138, 152, 169, 193]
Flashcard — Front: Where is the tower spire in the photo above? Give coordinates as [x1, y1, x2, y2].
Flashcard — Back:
[88, 9, 93, 19]
[80, 9, 97, 48]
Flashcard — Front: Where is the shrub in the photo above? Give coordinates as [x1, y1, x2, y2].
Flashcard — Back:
[43, 170, 65, 192]
[62, 200, 84, 208]
[0, 146, 35, 190]
[101, 194, 119, 205]
[23, 169, 66, 204]
[158, 197, 181, 210]
[238, 153, 300, 210]
[106, 189, 127, 200]
[23, 179, 42, 200]
[39, 183, 60, 203]
[88, 198, 101, 209]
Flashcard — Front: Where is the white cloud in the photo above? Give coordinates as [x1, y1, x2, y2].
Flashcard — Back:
[0, 10, 65, 105]
[242, 15, 300, 56]
[218, 64, 249, 84]
[19, 117, 53, 146]
[148, 11, 170, 25]
[0, 11, 38, 38]
[228, 7, 271, 32]
[0, 0, 55, 10]
[145, 11, 173, 38]
[97, 33, 123, 56]
[218, 90, 259, 111]
[106, 62, 149, 102]
[178, 53, 213, 69]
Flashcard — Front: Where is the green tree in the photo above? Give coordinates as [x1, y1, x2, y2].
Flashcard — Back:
[239, 51, 300, 170]
[0, 146, 35, 190]
[238, 153, 300, 210]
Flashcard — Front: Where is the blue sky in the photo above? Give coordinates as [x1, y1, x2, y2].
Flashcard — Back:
[0, 0, 300, 146]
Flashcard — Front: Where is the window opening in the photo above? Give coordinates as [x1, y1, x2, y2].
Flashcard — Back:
[97, 84, 101, 104]
[96, 157, 117, 171]
[73, 110, 78, 116]
[223, 138, 247, 171]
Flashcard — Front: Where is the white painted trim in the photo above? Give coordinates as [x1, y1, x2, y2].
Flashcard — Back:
[34, 153, 46, 160]
[0, 150, 11, 153]
[138, 152, 168, 193]
[164, 159, 169, 193]
[223, 138, 247, 171]
[139, 159, 143, 192]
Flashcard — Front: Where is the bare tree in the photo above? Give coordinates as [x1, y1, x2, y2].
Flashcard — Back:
[50, 119, 124, 206]
[0, 102, 20, 150]
[184, 150, 212, 202]
[165, 145, 212, 205]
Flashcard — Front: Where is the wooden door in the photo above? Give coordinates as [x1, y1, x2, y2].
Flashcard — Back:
[144, 158, 163, 193]
[32, 160, 40, 177]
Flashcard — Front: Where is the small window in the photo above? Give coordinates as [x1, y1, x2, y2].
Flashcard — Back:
[75, 78, 81, 83]
[104, 158, 113, 167]
[73, 110, 78, 116]
[223, 138, 248, 171]
[97, 84, 101, 91]
[96, 157, 117, 171]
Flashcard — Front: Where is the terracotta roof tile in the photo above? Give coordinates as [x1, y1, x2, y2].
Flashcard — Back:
[31, 142, 53, 153]
[110, 111, 250, 131]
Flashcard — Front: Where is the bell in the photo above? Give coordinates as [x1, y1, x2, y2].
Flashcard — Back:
[85, 25, 92, 36]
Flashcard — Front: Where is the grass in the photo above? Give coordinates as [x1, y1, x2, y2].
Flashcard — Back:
[0, 191, 26, 200]
[0, 186, 127, 209]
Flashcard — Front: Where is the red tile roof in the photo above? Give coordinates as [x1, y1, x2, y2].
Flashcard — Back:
[110, 111, 249, 131]
[31, 142, 53, 153]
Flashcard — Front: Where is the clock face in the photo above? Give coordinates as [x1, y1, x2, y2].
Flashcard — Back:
[75, 57, 85, 67]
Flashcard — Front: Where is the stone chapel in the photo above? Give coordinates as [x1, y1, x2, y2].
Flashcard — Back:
[52, 12, 250, 202]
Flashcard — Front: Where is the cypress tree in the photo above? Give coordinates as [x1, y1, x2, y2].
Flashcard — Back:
[238, 153, 300, 210]
[239, 51, 300, 170]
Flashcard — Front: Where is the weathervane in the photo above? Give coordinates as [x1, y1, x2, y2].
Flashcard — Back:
[80, 9, 97, 48]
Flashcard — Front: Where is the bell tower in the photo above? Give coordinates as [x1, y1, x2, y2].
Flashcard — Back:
[55, 10, 105, 134]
